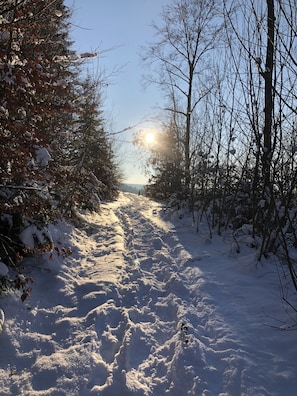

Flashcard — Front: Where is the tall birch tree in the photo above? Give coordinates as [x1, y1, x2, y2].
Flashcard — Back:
[142, 0, 223, 199]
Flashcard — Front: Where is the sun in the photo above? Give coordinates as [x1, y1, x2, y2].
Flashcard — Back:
[145, 133, 155, 144]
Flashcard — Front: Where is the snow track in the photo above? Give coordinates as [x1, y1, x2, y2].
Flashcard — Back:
[111, 196, 247, 396]
[0, 193, 296, 395]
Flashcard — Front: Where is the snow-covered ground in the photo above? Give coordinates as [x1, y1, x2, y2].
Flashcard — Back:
[0, 192, 296, 396]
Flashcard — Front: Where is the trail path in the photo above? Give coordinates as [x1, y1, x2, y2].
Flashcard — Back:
[0, 193, 296, 395]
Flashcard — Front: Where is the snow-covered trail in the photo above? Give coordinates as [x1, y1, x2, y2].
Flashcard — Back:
[0, 192, 296, 395]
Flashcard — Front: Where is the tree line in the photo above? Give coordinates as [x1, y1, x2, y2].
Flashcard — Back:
[138, 0, 297, 295]
[0, 0, 121, 297]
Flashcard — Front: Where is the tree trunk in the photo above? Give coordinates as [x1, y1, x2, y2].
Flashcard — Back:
[262, 0, 274, 191]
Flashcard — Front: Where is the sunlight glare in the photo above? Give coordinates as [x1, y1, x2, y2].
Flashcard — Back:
[145, 133, 155, 144]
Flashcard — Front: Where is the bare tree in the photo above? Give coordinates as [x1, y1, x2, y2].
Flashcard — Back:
[223, 0, 297, 293]
[142, 0, 224, 199]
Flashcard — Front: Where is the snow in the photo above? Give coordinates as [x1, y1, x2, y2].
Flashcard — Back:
[0, 261, 8, 276]
[34, 146, 51, 167]
[0, 192, 296, 395]
[19, 224, 51, 250]
[0, 309, 4, 333]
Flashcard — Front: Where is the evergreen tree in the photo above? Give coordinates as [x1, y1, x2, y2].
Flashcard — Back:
[69, 76, 120, 210]
[0, 0, 76, 263]
[145, 120, 184, 202]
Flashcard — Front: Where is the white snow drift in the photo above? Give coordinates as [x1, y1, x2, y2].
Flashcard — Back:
[0, 192, 296, 395]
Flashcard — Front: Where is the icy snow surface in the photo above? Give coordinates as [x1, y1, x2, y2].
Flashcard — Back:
[0, 192, 296, 395]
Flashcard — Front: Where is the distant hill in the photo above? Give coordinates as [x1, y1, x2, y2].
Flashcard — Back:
[120, 183, 146, 194]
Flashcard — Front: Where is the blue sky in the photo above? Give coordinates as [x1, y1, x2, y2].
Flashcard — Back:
[66, 0, 169, 184]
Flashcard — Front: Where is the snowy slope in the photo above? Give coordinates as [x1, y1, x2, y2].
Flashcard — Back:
[0, 192, 296, 396]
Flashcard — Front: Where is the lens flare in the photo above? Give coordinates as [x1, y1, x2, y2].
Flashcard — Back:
[145, 133, 155, 144]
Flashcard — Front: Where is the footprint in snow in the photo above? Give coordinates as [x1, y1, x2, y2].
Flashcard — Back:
[180, 322, 190, 345]
[152, 237, 164, 250]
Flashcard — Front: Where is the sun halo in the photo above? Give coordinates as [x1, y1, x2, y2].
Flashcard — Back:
[145, 133, 155, 144]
